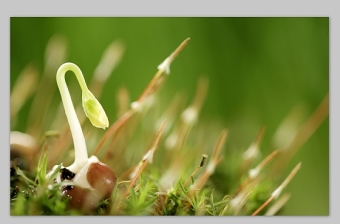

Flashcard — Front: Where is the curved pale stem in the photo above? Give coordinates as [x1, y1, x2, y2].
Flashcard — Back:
[56, 62, 89, 173]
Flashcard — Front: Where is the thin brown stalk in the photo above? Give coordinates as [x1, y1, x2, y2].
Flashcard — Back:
[242, 126, 265, 168]
[93, 39, 190, 156]
[272, 93, 328, 175]
[101, 108, 143, 163]
[124, 120, 167, 196]
[264, 193, 291, 216]
[212, 129, 228, 160]
[189, 157, 223, 193]
[234, 149, 279, 196]
[252, 162, 301, 216]
[284, 93, 329, 152]
[93, 109, 135, 156]
[251, 195, 273, 216]
[183, 154, 208, 187]
[137, 37, 190, 102]
[255, 149, 280, 172]
[189, 129, 227, 193]
[167, 77, 209, 153]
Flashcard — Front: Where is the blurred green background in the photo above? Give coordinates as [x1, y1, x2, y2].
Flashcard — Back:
[10, 17, 329, 215]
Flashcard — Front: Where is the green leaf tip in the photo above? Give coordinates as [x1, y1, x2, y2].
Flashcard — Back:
[82, 90, 109, 129]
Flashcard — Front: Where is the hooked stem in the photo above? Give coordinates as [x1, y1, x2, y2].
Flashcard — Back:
[56, 62, 89, 173]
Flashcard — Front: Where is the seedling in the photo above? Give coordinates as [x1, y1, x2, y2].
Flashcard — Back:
[46, 62, 116, 212]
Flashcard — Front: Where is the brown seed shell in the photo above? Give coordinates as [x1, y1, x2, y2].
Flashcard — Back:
[87, 162, 117, 199]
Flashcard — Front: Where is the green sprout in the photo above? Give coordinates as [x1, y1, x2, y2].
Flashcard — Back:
[54, 62, 109, 174]
[82, 90, 109, 129]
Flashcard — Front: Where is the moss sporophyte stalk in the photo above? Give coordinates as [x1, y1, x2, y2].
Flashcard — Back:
[10, 37, 329, 216]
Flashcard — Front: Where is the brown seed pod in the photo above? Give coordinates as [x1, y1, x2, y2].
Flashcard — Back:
[61, 160, 117, 213]
[86, 161, 117, 199]
[62, 185, 98, 213]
